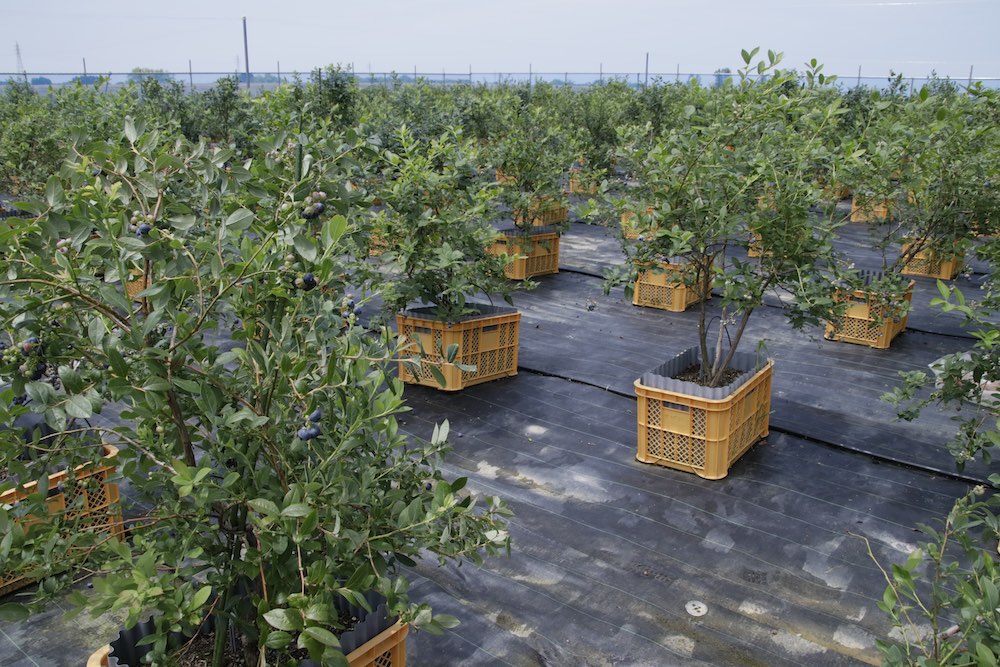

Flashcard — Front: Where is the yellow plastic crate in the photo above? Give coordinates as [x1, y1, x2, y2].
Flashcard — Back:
[620, 207, 655, 240]
[849, 196, 892, 223]
[635, 360, 774, 480]
[632, 261, 706, 313]
[821, 183, 852, 201]
[900, 243, 963, 280]
[125, 271, 148, 300]
[567, 172, 598, 194]
[1, 444, 123, 597]
[514, 197, 568, 227]
[396, 306, 520, 391]
[345, 620, 408, 667]
[488, 231, 560, 280]
[824, 280, 915, 349]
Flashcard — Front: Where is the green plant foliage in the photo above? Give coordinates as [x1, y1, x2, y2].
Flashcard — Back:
[196, 76, 260, 151]
[843, 83, 993, 287]
[606, 51, 848, 386]
[374, 125, 515, 322]
[307, 64, 359, 129]
[0, 119, 510, 666]
[490, 104, 576, 231]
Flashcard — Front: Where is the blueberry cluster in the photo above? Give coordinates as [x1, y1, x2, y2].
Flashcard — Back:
[297, 408, 322, 440]
[0, 336, 47, 381]
[128, 211, 156, 238]
[301, 191, 328, 220]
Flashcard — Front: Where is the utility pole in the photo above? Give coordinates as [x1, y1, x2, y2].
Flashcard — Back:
[189, 59, 194, 90]
[82, 58, 87, 76]
[599, 63, 603, 84]
[968, 65, 974, 86]
[676, 64, 680, 82]
[644, 52, 649, 88]
[529, 63, 532, 89]
[15, 43, 28, 82]
[242, 16, 251, 90]
[857, 65, 861, 87]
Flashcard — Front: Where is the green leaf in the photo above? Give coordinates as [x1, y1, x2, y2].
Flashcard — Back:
[429, 365, 448, 389]
[977, 642, 997, 667]
[264, 631, 292, 649]
[322, 215, 348, 248]
[46, 177, 64, 208]
[88, 318, 106, 347]
[58, 366, 85, 394]
[173, 379, 202, 394]
[293, 234, 318, 263]
[263, 608, 303, 632]
[304, 604, 330, 623]
[65, 394, 93, 419]
[248, 498, 280, 516]
[136, 173, 158, 199]
[301, 626, 341, 648]
[191, 585, 212, 608]
[281, 503, 312, 518]
[435, 614, 460, 629]
[124, 118, 138, 143]
[445, 343, 460, 364]
[0, 603, 30, 622]
[299, 509, 319, 535]
[225, 208, 255, 231]
[168, 214, 197, 231]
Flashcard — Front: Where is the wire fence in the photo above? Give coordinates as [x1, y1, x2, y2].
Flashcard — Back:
[2, 70, 999, 93]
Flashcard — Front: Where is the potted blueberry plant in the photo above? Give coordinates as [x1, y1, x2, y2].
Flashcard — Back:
[373, 125, 522, 391]
[609, 50, 847, 479]
[829, 85, 989, 348]
[0, 118, 511, 666]
[488, 104, 576, 280]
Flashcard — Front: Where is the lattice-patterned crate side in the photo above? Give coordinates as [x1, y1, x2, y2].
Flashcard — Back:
[347, 621, 409, 667]
[620, 207, 656, 240]
[849, 197, 892, 223]
[396, 310, 520, 391]
[125, 271, 148, 300]
[900, 245, 963, 280]
[0, 445, 122, 596]
[567, 172, 598, 195]
[632, 263, 705, 313]
[489, 233, 560, 280]
[514, 197, 569, 227]
[824, 281, 915, 349]
[635, 361, 773, 480]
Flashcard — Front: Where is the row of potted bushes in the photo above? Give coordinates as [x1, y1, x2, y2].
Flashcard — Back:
[3, 50, 996, 665]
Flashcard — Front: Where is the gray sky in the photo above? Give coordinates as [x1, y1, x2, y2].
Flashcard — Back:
[4, 0, 998, 79]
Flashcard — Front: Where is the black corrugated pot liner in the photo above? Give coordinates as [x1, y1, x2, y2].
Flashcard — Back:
[107, 590, 394, 666]
[638, 345, 769, 400]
